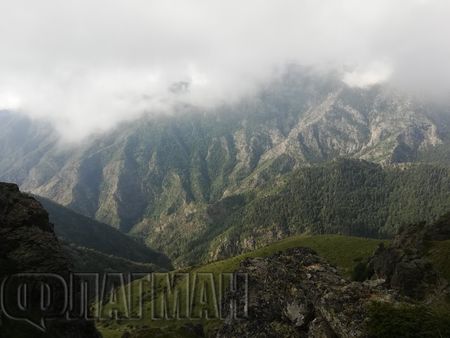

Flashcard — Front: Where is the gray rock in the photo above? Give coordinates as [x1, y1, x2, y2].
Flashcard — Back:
[217, 247, 400, 338]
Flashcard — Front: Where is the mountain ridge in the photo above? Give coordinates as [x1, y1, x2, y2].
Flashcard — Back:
[1, 69, 450, 266]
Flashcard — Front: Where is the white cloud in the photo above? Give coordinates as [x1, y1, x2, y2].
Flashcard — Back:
[0, 91, 22, 111]
[0, 0, 449, 140]
[343, 62, 393, 88]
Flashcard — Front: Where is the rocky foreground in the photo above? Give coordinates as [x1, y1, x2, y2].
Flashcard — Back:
[0, 183, 100, 338]
[367, 215, 450, 301]
[217, 247, 398, 338]
[217, 215, 450, 337]
[119, 213, 450, 337]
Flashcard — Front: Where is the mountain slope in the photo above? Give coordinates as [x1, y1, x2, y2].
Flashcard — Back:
[141, 159, 450, 265]
[0, 68, 447, 235]
[36, 196, 172, 269]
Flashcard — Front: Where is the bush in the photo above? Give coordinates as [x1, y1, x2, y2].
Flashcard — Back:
[367, 302, 450, 338]
[351, 261, 369, 281]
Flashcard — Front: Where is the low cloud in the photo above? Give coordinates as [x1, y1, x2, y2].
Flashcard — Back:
[0, 0, 449, 140]
[343, 62, 393, 88]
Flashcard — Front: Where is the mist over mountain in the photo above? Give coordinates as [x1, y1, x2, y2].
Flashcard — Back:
[1, 1, 450, 141]
[1, 68, 450, 266]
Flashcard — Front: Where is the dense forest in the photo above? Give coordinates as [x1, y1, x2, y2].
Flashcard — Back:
[194, 159, 450, 262]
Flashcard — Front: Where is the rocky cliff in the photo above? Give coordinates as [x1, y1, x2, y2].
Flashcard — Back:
[0, 182, 100, 338]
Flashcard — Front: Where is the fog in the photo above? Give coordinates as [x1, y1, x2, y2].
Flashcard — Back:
[0, 0, 449, 140]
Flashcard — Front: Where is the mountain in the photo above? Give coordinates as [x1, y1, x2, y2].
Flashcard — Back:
[35, 196, 172, 269]
[1, 67, 450, 266]
[138, 158, 450, 266]
[0, 183, 100, 338]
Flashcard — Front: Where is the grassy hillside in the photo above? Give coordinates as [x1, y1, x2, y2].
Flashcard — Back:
[427, 240, 450, 282]
[37, 196, 173, 269]
[193, 234, 387, 277]
[96, 234, 386, 338]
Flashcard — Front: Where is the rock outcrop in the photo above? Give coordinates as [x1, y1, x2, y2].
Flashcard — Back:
[0, 183, 100, 338]
[217, 247, 398, 338]
[367, 214, 450, 301]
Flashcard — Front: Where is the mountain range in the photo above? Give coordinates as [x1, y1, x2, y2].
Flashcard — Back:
[1, 67, 450, 266]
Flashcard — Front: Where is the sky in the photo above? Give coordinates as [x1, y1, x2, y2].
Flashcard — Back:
[0, 0, 449, 140]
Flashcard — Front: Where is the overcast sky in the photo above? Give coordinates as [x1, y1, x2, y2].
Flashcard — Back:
[0, 0, 449, 140]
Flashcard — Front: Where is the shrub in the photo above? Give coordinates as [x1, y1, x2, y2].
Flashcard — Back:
[367, 302, 450, 338]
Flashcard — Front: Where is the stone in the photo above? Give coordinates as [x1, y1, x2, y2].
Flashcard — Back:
[217, 247, 400, 337]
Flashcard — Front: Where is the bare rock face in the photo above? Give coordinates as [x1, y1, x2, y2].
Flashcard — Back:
[0, 182, 100, 338]
[217, 248, 398, 338]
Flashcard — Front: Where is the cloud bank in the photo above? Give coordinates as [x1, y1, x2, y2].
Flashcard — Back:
[0, 0, 449, 140]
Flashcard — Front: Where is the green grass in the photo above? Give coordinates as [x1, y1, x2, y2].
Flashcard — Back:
[367, 302, 450, 338]
[427, 240, 450, 282]
[195, 234, 387, 277]
[97, 328, 123, 338]
[97, 234, 386, 338]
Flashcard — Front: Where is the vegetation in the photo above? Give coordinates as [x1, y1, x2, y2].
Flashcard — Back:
[97, 230, 450, 337]
[236, 160, 450, 237]
[198, 159, 450, 265]
[37, 157, 450, 272]
[351, 260, 370, 282]
[367, 302, 450, 338]
[196, 234, 387, 277]
[427, 240, 450, 281]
